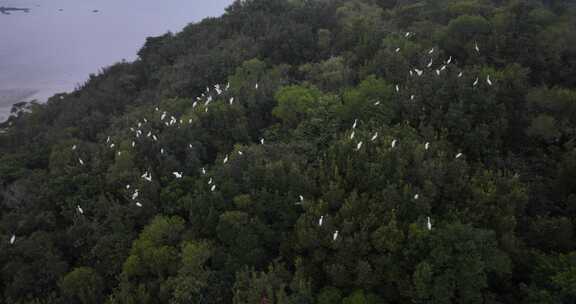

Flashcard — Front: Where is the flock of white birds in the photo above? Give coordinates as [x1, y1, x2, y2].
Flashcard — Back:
[7, 33, 494, 246]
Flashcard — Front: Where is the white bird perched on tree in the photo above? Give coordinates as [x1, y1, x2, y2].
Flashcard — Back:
[189, 119, 193, 124]
[426, 216, 432, 230]
[223, 155, 229, 164]
[10, 234, 15, 245]
[77, 205, 84, 214]
[415, 69, 423, 76]
[152, 135, 158, 141]
[106, 136, 111, 143]
[391, 139, 397, 148]
[260, 138, 265, 145]
[405, 32, 411, 37]
[414, 194, 419, 200]
[188, 144, 193, 149]
[201, 167, 206, 175]
[473, 77, 479, 87]
[458, 71, 463, 78]
[210, 184, 216, 192]
[428, 48, 434, 54]
[141, 171, 152, 182]
[299, 195, 304, 202]
[78, 158, 84, 165]
[455, 152, 463, 159]
[374, 100, 381, 106]
[352, 119, 358, 129]
[440, 65, 447, 71]
[117, 151, 122, 156]
[350, 131, 355, 140]
[173, 172, 182, 179]
[435, 69, 441, 76]
[193, 101, 198, 108]
[132, 141, 135, 148]
[395, 85, 400, 92]
[356, 141, 363, 151]
[410, 95, 415, 100]
[333, 230, 339, 241]
[238, 150, 243, 155]
[474, 41, 480, 53]
[229, 97, 234, 105]
[427, 58, 433, 68]
[136, 202, 142, 207]
[486, 75, 493, 86]
[110, 143, 115, 149]
[425, 142, 430, 150]
[161, 112, 167, 121]
[126, 184, 131, 190]
[160, 148, 165, 155]
[319, 216, 324, 226]
[409, 70, 414, 77]
[208, 177, 213, 185]
[447, 56, 452, 64]
[72, 145, 77, 150]
[155, 106, 159, 112]
[255, 83, 259, 89]
[395, 47, 400, 53]
[371, 132, 378, 141]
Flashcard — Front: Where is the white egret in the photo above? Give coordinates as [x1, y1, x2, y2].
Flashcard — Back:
[350, 131, 355, 140]
[427, 58, 433, 68]
[126, 184, 131, 189]
[440, 65, 447, 71]
[473, 77, 479, 87]
[458, 71, 463, 78]
[72, 145, 77, 150]
[371, 132, 378, 141]
[79, 158, 84, 165]
[414, 194, 419, 200]
[352, 119, 358, 129]
[474, 41, 480, 53]
[415, 69, 423, 76]
[405, 32, 411, 37]
[210, 185, 216, 192]
[238, 151, 243, 155]
[136, 202, 142, 207]
[142, 172, 152, 182]
[77, 205, 84, 214]
[201, 167, 206, 175]
[223, 155, 229, 164]
[426, 216, 432, 230]
[436, 69, 441, 76]
[395, 85, 399, 92]
[319, 216, 324, 226]
[455, 152, 463, 159]
[106, 136, 110, 143]
[391, 139, 397, 148]
[10, 234, 15, 245]
[333, 230, 339, 241]
[229, 97, 234, 105]
[161, 112, 167, 121]
[486, 75, 492, 86]
[425, 142, 430, 150]
[395, 47, 400, 53]
[208, 177, 213, 185]
[447, 56, 452, 64]
[356, 141, 363, 151]
[410, 95, 415, 100]
[428, 48, 434, 54]
[299, 195, 304, 202]
[161, 148, 165, 155]
[131, 141, 135, 148]
[173, 172, 183, 179]
[374, 101, 381, 106]
[255, 83, 259, 89]
[409, 70, 414, 77]
[260, 138, 265, 145]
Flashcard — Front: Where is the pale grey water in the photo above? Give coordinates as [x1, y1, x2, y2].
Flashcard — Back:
[0, 0, 233, 121]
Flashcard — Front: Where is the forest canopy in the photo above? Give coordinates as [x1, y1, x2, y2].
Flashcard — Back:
[1, 0, 576, 303]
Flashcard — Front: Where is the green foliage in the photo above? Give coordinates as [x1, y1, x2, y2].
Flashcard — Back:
[1, 0, 576, 303]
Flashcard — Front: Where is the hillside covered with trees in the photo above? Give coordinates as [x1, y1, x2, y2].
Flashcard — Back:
[1, 0, 576, 303]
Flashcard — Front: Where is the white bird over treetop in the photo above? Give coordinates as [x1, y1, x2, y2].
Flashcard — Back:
[350, 131, 355, 140]
[474, 41, 480, 53]
[486, 75, 493, 86]
[356, 141, 363, 151]
[455, 152, 463, 159]
[414, 194, 419, 200]
[425, 142, 430, 150]
[473, 77, 479, 87]
[210, 184, 216, 192]
[77, 205, 84, 214]
[352, 119, 358, 129]
[391, 139, 397, 148]
[10, 234, 15, 245]
[78, 158, 84, 165]
[427, 216, 432, 230]
[141, 171, 152, 182]
[136, 202, 142, 208]
[371, 132, 378, 141]
[223, 155, 229, 164]
[319, 216, 324, 226]
[173, 172, 183, 179]
[333, 230, 339, 241]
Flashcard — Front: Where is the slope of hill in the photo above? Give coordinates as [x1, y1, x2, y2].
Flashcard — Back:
[1, 0, 576, 303]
